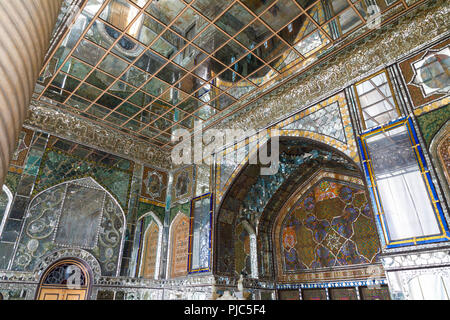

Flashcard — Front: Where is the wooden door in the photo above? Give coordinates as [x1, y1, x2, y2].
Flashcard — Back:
[38, 287, 87, 300]
[36, 259, 90, 300]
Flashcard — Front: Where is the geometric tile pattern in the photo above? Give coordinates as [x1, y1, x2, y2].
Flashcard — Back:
[283, 101, 345, 142]
[278, 179, 380, 272]
[34, 0, 416, 150]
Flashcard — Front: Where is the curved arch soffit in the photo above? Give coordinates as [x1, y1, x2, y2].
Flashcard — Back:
[33, 248, 102, 283]
[429, 120, 450, 202]
[0, 185, 13, 237]
[215, 135, 362, 216]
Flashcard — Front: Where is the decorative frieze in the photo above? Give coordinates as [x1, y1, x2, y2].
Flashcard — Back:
[25, 101, 171, 170]
[381, 250, 450, 271]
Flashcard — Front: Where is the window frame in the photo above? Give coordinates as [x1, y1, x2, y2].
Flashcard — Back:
[353, 69, 402, 130]
[358, 116, 449, 248]
[188, 192, 213, 274]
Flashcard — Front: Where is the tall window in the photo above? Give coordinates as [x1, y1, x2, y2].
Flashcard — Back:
[408, 274, 450, 300]
[189, 194, 212, 273]
[360, 119, 448, 246]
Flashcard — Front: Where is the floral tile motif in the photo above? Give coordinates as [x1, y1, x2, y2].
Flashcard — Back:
[416, 102, 449, 146]
[274, 171, 381, 282]
[141, 166, 168, 203]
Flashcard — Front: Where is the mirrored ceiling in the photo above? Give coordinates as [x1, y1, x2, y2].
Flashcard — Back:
[34, 0, 420, 151]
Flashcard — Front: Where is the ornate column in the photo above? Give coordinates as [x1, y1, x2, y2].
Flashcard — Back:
[0, 0, 62, 187]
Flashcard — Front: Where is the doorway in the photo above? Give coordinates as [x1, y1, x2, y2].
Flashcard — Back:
[36, 259, 91, 300]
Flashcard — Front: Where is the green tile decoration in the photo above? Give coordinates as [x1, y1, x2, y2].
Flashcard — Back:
[137, 201, 165, 223]
[417, 103, 450, 147]
[5, 172, 20, 194]
[23, 148, 45, 176]
[169, 202, 191, 223]
[34, 149, 132, 211]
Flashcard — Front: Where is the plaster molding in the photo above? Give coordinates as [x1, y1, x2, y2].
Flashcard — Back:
[25, 101, 171, 169]
[381, 249, 450, 271]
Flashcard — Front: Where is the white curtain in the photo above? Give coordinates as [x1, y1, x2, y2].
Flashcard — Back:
[377, 170, 440, 241]
[408, 274, 450, 300]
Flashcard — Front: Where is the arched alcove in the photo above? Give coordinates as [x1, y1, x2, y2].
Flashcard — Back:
[136, 212, 163, 280]
[12, 177, 126, 277]
[214, 136, 383, 283]
[167, 211, 190, 279]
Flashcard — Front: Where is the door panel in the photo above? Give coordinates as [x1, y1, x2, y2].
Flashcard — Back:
[38, 287, 87, 300]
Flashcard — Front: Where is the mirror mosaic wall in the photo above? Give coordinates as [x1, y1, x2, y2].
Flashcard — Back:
[0, 0, 448, 300]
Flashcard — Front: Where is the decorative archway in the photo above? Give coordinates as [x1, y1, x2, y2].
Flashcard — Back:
[136, 212, 163, 280]
[430, 121, 450, 203]
[213, 92, 359, 209]
[12, 177, 126, 277]
[167, 212, 190, 279]
[214, 136, 375, 281]
[36, 258, 92, 300]
[34, 248, 102, 283]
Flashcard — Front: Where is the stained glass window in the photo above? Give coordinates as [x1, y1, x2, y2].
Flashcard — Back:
[360, 119, 448, 246]
[354, 71, 401, 130]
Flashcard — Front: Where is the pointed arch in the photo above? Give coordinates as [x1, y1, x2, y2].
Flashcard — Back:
[272, 169, 381, 281]
[167, 211, 190, 279]
[137, 212, 163, 280]
[214, 136, 365, 277]
[214, 92, 358, 209]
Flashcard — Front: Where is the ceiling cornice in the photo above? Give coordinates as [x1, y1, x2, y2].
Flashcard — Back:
[25, 100, 171, 169]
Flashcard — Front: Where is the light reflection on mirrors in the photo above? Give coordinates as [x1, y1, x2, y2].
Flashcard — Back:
[360, 118, 449, 248]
